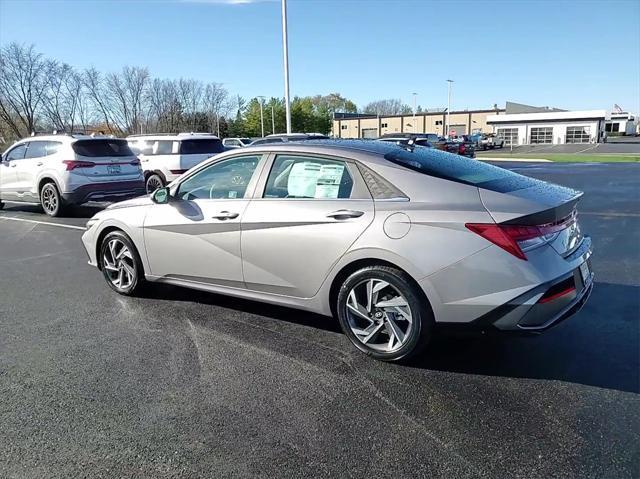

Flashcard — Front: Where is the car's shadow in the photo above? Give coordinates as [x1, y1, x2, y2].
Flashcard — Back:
[1, 202, 105, 219]
[141, 280, 638, 394]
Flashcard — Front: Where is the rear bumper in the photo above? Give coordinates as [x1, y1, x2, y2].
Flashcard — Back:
[62, 180, 146, 204]
[426, 234, 593, 333]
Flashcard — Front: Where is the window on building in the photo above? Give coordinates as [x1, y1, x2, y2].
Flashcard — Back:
[566, 126, 591, 144]
[381, 123, 388, 128]
[435, 120, 443, 126]
[341, 125, 347, 130]
[605, 123, 619, 133]
[496, 128, 518, 146]
[530, 127, 553, 144]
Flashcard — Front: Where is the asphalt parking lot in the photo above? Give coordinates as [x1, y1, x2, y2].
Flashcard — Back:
[1, 162, 639, 478]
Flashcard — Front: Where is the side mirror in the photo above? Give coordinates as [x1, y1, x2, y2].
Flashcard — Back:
[151, 186, 171, 204]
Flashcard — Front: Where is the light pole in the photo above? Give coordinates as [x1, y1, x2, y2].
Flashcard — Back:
[258, 96, 265, 138]
[271, 105, 275, 134]
[412, 92, 417, 133]
[281, 0, 292, 133]
[446, 79, 454, 137]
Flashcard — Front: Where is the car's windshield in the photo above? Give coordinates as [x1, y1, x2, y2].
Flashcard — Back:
[384, 147, 538, 193]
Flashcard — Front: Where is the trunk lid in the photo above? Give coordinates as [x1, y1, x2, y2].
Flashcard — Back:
[479, 180, 584, 256]
[72, 139, 141, 183]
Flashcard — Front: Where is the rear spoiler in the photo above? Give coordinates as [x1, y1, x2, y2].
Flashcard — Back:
[502, 191, 583, 226]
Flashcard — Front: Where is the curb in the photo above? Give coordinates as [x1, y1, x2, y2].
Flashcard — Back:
[477, 157, 552, 162]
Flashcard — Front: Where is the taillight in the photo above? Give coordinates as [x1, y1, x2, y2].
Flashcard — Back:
[459, 144, 466, 154]
[63, 160, 95, 171]
[466, 214, 576, 260]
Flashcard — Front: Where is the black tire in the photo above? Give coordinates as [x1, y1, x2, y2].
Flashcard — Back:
[145, 173, 164, 194]
[40, 182, 63, 217]
[336, 266, 434, 362]
[99, 230, 145, 296]
[0, 200, 4, 210]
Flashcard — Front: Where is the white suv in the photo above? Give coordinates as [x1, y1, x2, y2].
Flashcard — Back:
[222, 137, 252, 149]
[0, 134, 145, 216]
[127, 133, 224, 193]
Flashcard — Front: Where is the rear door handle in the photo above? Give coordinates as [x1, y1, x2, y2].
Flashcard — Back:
[326, 209, 364, 219]
[36, 162, 43, 166]
[212, 211, 239, 220]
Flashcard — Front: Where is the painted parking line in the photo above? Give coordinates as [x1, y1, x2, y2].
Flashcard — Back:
[575, 144, 600, 154]
[0, 215, 86, 231]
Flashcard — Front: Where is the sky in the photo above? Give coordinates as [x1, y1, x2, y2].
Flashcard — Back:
[0, 0, 639, 114]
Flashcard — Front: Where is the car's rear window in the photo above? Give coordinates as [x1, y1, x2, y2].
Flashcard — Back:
[384, 147, 538, 193]
[72, 140, 134, 157]
[179, 139, 224, 155]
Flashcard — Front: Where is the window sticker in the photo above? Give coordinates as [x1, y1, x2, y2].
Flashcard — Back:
[315, 164, 345, 198]
[286, 162, 346, 198]
[287, 162, 322, 197]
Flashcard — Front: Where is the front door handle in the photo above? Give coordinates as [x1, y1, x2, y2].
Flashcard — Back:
[36, 162, 43, 166]
[326, 209, 364, 219]
[212, 211, 239, 220]
[10, 163, 17, 168]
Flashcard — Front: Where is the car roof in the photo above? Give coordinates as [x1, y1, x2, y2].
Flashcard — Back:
[8, 134, 123, 146]
[127, 133, 220, 141]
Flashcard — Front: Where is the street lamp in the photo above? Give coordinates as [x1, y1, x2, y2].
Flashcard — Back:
[271, 105, 275, 135]
[412, 92, 417, 133]
[446, 79, 454, 137]
[281, 0, 292, 133]
[257, 96, 265, 138]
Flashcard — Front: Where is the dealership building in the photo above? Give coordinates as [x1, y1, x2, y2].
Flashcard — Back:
[333, 101, 635, 145]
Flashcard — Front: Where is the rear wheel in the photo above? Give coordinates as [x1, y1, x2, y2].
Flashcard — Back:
[336, 266, 433, 362]
[145, 173, 164, 194]
[40, 182, 63, 217]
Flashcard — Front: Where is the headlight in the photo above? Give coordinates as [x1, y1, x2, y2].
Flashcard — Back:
[85, 218, 99, 230]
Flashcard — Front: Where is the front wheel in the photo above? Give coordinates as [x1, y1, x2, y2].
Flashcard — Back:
[40, 182, 63, 217]
[336, 266, 434, 362]
[99, 231, 145, 295]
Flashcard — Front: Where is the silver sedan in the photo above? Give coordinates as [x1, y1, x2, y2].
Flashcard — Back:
[82, 140, 593, 361]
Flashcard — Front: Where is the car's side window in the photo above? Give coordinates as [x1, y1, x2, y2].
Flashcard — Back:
[44, 141, 62, 156]
[5, 144, 28, 161]
[25, 141, 48, 159]
[154, 140, 173, 155]
[263, 155, 354, 199]
[176, 156, 261, 201]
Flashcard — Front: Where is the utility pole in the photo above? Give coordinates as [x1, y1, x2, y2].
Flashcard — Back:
[258, 96, 265, 138]
[271, 105, 275, 134]
[281, 0, 292, 133]
[412, 92, 417, 133]
[446, 79, 454, 137]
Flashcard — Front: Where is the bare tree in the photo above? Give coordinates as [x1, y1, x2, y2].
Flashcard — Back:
[362, 99, 412, 116]
[203, 82, 229, 135]
[0, 43, 48, 139]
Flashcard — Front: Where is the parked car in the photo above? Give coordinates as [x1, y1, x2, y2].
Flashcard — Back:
[449, 135, 477, 158]
[250, 133, 329, 146]
[488, 133, 504, 149]
[82, 140, 593, 362]
[0, 134, 144, 216]
[222, 138, 253, 149]
[379, 133, 475, 158]
[127, 133, 224, 193]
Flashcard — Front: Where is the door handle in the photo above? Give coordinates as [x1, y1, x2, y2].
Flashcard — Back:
[10, 163, 17, 167]
[37, 162, 43, 166]
[212, 211, 239, 220]
[326, 209, 364, 219]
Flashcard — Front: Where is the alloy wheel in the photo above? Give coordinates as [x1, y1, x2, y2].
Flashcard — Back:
[41, 185, 58, 215]
[146, 175, 163, 194]
[102, 238, 136, 290]
[345, 279, 413, 353]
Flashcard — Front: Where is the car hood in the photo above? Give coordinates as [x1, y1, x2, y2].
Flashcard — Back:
[106, 195, 153, 210]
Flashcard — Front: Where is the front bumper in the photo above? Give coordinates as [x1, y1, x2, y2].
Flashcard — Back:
[62, 180, 146, 205]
